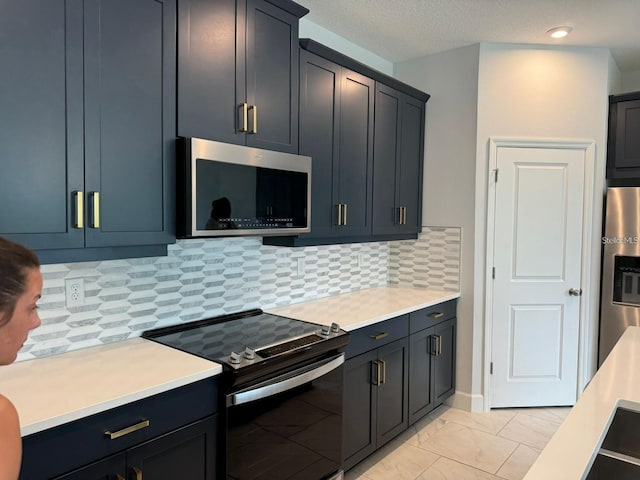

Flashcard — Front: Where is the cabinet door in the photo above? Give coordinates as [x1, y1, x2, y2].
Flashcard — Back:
[126, 416, 217, 480]
[53, 454, 125, 480]
[397, 95, 425, 234]
[298, 50, 341, 238]
[177, 0, 243, 145]
[83, 0, 176, 248]
[372, 84, 402, 235]
[343, 350, 378, 471]
[434, 317, 457, 405]
[337, 69, 374, 237]
[372, 84, 425, 236]
[0, 0, 84, 250]
[245, 0, 299, 153]
[408, 327, 435, 425]
[376, 337, 409, 448]
[608, 98, 640, 178]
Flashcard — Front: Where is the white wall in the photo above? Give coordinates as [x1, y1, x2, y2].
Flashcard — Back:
[299, 19, 393, 75]
[620, 69, 640, 94]
[475, 43, 611, 407]
[394, 45, 481, 410]
[396, 42, 612, 412]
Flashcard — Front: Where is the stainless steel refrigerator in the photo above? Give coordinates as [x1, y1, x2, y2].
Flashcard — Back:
[600, 187, 640, 365]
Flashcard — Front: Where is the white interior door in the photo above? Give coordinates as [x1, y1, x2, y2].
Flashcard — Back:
[490, 145, 585, 408]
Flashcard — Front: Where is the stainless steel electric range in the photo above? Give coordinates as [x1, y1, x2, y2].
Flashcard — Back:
[143, 309, 349, 480]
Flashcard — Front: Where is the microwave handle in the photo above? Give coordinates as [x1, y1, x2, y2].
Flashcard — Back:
[227, 354, 344, 406]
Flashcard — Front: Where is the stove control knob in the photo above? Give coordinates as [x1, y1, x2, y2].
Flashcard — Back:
[330, 322, 340, 333]
[321, 325, 331, 336]
[229, 352, 242, 364]
[244, 347, 256, 360]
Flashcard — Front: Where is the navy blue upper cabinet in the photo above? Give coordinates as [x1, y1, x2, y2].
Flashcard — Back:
[177, 0, 307, 154]
[372, 83, 425, 236]
[606, 91, 640, 180]
[0, 0, 176, 261]
[0, 0, 84, 251]
[264, 39, 428, 247]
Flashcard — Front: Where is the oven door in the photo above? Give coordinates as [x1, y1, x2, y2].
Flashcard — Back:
[225, 353, 344, 480]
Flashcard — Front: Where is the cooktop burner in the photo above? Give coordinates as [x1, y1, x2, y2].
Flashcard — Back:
[142, 309, 347, 371]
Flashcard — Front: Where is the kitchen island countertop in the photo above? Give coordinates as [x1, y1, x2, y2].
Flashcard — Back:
[524, 326, 640, 479]
[266, 286, 460, 330]
[0, 337, 222, 436]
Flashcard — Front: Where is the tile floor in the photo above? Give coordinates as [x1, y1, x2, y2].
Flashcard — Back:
[345, 404, 571, 480]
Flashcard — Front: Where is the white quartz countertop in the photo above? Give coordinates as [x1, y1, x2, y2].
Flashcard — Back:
[524, 326, 640, 479]
[0, 337, 222, 437]
[266, 287, 460, 331]
[0, 286, 457, 438]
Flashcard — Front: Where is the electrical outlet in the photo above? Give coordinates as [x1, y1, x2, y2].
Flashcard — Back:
[65, 278, 85, 307]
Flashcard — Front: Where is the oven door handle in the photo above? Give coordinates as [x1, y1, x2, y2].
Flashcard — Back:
[227, 354, 345, 407]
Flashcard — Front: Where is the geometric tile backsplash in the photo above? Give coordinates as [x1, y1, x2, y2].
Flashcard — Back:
[20, 228, 460, 362]
[389, 227, 461, 291]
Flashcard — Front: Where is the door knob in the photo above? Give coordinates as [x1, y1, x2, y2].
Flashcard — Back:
[568, 288, 582, 296]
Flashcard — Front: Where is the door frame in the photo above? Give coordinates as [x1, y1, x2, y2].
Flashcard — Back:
[483, 137, 596, 412]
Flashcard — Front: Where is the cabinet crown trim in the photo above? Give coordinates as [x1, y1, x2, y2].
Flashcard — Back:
[300, 38, 430, 102]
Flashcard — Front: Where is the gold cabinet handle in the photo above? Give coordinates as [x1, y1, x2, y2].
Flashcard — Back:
[73, 191, 84, 229]
[369, 332, 389, 340]
[379, 359, 386, 385]
[430, 335, 438, 356]
[249, 104, 258, 134]
[343, 203, 347, 225]
[117, 475, 125, 480]
[433, 334, 442, 355]
[132, 467, 143, 480]
[239, 103, 248, 132]
[336, 204, 342, 226]
[428, 312, 444, 319]
[403, 206, 407, 224]
[90, 191, 100, 228]
[104, 419, 150, 440]
[372, 360, 383, 386]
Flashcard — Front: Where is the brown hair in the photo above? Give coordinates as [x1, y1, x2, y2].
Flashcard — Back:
[0, 237, 40, 327]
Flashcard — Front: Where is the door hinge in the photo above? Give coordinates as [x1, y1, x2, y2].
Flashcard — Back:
[494, 169, 499, 183]
[492, 267, 495, 279]
[490, 362, 493, 375]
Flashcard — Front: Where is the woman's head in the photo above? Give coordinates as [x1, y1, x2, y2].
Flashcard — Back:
[0, 237, 42, 364]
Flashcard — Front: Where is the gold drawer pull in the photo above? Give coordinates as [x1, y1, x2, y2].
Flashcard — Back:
[132, 466, 143, 480]
[428, 312, 444, 319]
[117, 475, 125, 480]
[369, 332, 389, 340]
[104, 419, 150, 440]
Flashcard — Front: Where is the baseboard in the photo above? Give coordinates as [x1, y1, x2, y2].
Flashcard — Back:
[445, 390, 485, 412]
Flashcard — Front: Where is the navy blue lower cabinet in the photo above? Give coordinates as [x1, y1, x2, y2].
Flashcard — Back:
[21, 379, 218, 480]
[342, 315, 410, 471]
[52, 417, 217, 480]
[343, 303, 457, 471]
[408, 302, 457, 426]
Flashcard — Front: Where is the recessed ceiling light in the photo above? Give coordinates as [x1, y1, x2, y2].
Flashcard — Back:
[547, 26, 573, 39]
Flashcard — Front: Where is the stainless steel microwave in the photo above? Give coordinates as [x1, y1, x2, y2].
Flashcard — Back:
[177, 138, 312, 238]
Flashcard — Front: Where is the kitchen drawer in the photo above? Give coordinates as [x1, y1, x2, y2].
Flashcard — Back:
[409, 300, 457, 334]
[21, 377, 218, 480]
[346, 315, 409, 359]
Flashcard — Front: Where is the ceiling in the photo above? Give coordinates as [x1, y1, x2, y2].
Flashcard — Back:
[295, 0, 640, 72]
